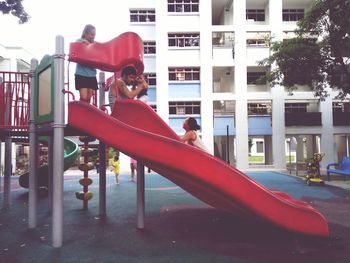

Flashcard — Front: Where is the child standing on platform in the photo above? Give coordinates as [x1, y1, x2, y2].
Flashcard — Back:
[74, 24, 98, 103]
[111, 155, 120, 185]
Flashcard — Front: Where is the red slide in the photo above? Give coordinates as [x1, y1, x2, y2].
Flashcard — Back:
[68, 31, 144, 74]
[68, 101, 329, 237]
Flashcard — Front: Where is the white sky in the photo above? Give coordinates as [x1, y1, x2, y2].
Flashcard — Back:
[1, 0, 132, 60]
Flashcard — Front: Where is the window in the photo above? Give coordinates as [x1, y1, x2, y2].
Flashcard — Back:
[213, 100, 235, 115]
[332, 102, 350, 113]
[248, 103, 271, 115]
[285, 103, 308, 113]
[168, 33, 200, 47]
[247, 72, 266, 84]
[130, 9, 155, 23]
[145, 73, 156, 86]
[169, 101, 200, 115]
[144, 41, 156, 54]
[283, 9, 304, 21]
[168, 0, 199, 13]
[168, 67, 200, 81]
[256, 141, 264, 153]
[212, 32, 234, 47]
[246, 9, 265, 22]
[246, 39, 268, 47]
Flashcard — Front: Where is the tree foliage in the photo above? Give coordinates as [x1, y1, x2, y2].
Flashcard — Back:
[260, 0, 350, 99]
[0, 0, 30, 24]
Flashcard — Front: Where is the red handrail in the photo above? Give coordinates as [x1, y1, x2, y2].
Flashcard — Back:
[0, 71, 30, 129]
[0, 70, 99, 131]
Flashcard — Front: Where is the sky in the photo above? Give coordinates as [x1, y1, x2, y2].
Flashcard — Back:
[1, 0, 132, 60]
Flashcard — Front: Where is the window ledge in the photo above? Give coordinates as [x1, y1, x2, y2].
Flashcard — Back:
[167, 12, 199, 16]
[130, 22, 155, 25]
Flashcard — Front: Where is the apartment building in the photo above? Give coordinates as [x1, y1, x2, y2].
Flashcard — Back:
[123, 0, 350, 172]
[0, 43, 32, 72]
[1, 1, 349, 173]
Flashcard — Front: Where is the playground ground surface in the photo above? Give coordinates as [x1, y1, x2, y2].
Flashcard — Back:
[0, 169, 350, 263]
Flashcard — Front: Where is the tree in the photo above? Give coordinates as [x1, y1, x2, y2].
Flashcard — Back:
[260, 0, 350, 99]
[0, 0, 30, 24]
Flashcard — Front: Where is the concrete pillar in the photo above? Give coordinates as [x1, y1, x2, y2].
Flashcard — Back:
[269, 0, 286, 170]
[264, 135, 273, 165]
[155, 1, 169, 123]
[199, 0, 214, 154]
[234, 0, 248, 169]
[320, 88, 335, 171]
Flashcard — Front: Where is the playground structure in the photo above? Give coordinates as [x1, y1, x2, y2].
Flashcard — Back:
[75, 136, 95, 206]
[18, 137, 79, 188]
[1, 32, 330, 248]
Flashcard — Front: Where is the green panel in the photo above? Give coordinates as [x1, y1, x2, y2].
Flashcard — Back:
[34, 55, 55, 124]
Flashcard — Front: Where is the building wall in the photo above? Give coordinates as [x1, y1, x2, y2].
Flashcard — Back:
[124, 0, 350, 172]
[2, 1, 349, 173]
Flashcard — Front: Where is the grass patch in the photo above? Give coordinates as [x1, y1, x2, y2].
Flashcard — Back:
[248, 156, 263, 162]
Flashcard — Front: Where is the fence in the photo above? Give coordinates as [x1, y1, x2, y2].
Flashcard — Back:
[0, 68, 99, 131]
[0, 71, 30, 129]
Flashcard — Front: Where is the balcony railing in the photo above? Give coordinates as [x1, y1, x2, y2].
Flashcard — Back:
[285, 112, 322, 126]
[0, 71, 30, 129]
[333, 112, 350, 126]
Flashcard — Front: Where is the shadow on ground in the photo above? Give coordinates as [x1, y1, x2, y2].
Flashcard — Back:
[0, 172, 350, 263]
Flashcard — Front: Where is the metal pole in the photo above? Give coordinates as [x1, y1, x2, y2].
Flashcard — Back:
[3, 80, 12, 209]
[99, 143, 106, 218]
[0, 141, 2, 193]
[346, 134, 349, 156]
[0, 77, 2, 191]
[294, 137, 299, 176]
[98, 71, 105, 109]
[48, 135, 54, 213]
[136, 162, 145, 229]
[52, 35, 65, 248]
[98, 72, 107, 218]
[226, 125, 230, 164]
[28, 58, 38, 228]
[3, 137, 12, 209]
[289, 139, 292, 174]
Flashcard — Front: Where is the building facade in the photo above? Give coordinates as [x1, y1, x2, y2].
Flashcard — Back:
[0, 44, 32, 72]
[1, 1, 349, 174]
[123, 0, 350, 172]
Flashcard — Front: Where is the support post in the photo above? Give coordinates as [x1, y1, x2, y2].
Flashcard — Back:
[52, 35, 65, 248]
[0, 141, 2, 193]
[0, 78, 2, 191]
[289, 139, 292, 174]
[3, 137, 12, 209]
[226, 125, 230, 164]
[48, 135, 54, 213]
[136, 162, 145, 229]
[99, 143, 106, 217]
[28, 58, 38, 228]
[3, 79, 12, 209]
[98, 72, 106, 218]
